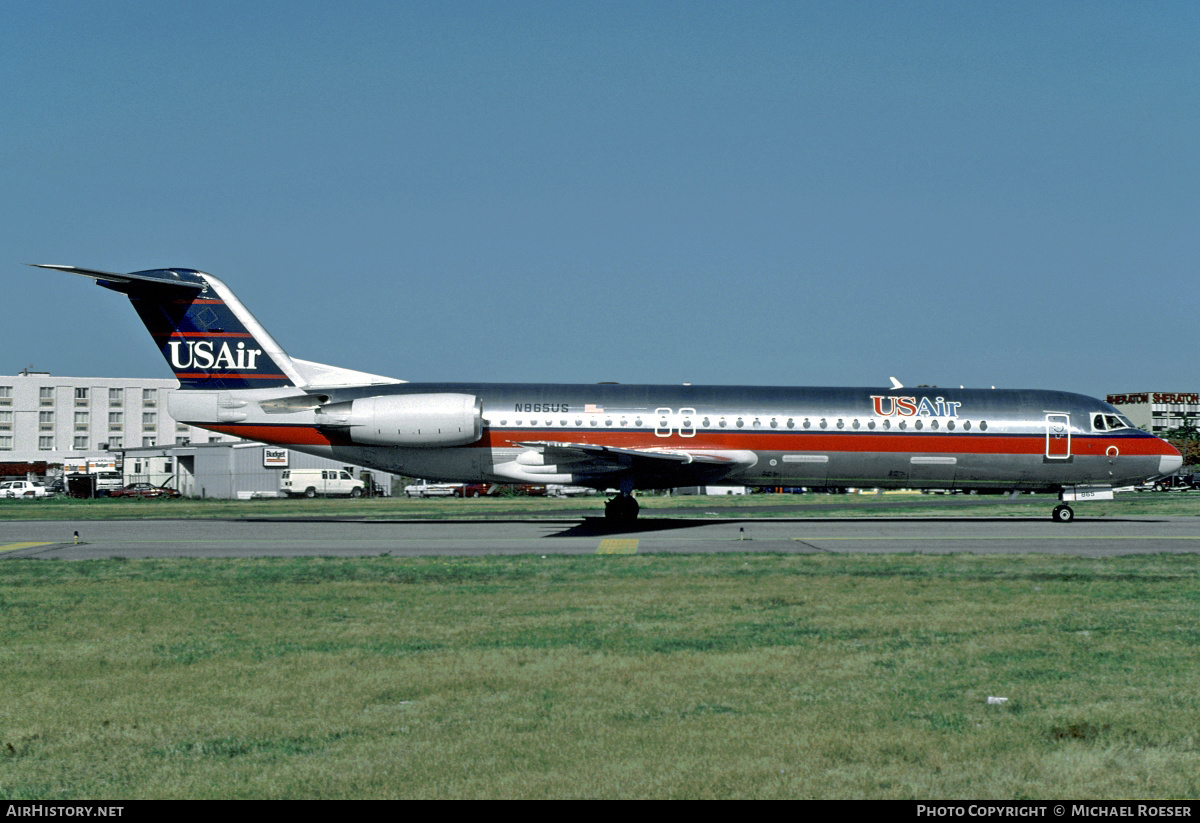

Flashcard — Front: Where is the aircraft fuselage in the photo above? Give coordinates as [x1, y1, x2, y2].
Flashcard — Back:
[186, 382, 1177, 493]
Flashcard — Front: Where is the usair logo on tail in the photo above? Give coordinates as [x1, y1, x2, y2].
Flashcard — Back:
[169, 340, 264, 371]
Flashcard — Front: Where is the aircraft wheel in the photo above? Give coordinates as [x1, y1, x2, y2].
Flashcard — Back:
[1052, 504, 1074, 523]
[605, 494, 640, 522]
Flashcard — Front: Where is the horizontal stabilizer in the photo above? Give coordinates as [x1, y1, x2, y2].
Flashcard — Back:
[32, 264, 205, 294]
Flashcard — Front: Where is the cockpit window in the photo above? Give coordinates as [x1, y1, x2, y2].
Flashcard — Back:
[1095, 413, 1132, 432]
[1107, 414, 1132, 430]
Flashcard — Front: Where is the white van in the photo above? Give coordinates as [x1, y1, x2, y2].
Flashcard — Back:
[281, 469, 365, 498]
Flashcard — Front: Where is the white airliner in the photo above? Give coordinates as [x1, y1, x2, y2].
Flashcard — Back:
[34, 265, 1182, 522]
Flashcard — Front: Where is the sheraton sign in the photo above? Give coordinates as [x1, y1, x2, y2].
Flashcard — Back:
[1107, 392, 1199, 405]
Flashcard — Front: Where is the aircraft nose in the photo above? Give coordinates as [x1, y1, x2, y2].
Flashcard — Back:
[1159, 446, 1183, 476]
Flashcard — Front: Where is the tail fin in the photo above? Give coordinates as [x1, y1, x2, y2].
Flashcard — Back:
[33, 265, 304, 390]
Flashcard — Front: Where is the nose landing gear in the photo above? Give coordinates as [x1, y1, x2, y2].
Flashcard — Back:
[1052, 504, 1075, 523]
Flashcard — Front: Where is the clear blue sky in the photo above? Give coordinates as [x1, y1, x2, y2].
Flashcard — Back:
[5, 1, 1197, 395]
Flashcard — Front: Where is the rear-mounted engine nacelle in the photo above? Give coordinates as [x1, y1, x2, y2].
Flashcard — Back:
[338, 393, 483, 447]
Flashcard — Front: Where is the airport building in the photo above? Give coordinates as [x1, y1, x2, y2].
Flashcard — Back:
[1105, 391, 1200, 434]
[1, 371, 394, 497]
[0, 371, 238, 462]
[117, 441, 392, 499]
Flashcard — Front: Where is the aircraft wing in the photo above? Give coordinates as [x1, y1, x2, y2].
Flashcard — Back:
[516, 441, 738, 467]
[511, 440, 753, 485]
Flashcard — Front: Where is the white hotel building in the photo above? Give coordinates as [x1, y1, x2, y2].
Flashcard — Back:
[1, 371, 395, 498]
[0, 372, 237, 463]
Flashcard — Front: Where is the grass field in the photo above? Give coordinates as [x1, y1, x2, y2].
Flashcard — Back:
[3, 546, 1200, 798]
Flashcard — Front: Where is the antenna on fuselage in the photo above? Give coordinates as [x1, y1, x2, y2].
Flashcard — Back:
[889, 377, 903, 390]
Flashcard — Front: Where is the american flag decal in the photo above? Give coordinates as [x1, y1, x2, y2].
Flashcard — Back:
[585, 403, 604, 413]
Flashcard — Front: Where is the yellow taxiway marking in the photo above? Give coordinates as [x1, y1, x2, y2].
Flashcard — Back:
[0, 542, 55, 553]
[597, 539, 639, 555]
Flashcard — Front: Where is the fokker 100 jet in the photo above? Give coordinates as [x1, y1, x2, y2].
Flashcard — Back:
[34, 265, 1182, 522]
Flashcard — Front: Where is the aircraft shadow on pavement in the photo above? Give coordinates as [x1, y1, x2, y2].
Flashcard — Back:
[546, 517, 744, 537]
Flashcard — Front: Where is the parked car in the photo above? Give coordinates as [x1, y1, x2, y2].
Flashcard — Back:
[1135, 474, 1199, 492]
[95, 472, 125, 493]
[404, 481, 463, 498]
[455, 483, 497, 498]
[109, 483, 182, 499]
[546, 484, 598, 497]
[0, 480, 50, 499]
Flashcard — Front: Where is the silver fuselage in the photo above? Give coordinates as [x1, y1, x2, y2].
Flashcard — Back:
[185, 382, 1181, 493]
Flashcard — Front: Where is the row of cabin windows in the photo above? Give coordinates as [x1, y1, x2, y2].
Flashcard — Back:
[490, 412, 1133, 433]
[489, 416, 991, 432]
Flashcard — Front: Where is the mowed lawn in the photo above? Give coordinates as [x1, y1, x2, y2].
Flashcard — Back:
[2, 552, 1199, 799]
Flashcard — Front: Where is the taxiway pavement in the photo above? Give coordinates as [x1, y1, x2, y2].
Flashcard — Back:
[3, 515, 1199, 559]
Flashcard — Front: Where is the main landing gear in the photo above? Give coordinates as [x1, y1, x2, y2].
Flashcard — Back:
[605, 493, 640, 523]
[604, 478, 640, 523]
[1052, 504, 1075, 523]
